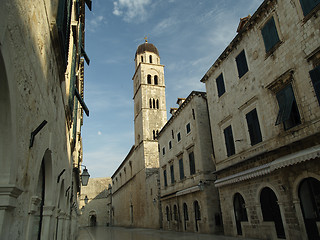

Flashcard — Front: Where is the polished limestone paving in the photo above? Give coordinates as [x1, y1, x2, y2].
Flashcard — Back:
[77, 226, 257, 240]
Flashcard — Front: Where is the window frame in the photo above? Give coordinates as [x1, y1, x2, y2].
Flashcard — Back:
[189, 151, 196, 175]
[299, 0, 320, 16]
[177, 132, 181, 142]
[223, 125, 236, 157]
[309, 65, 320, 105]
[245, 108, 262, 146]
[261, 16, 281, 53]
[170, 164, 175, 184]
[163, 169, 168, 187]
[235, 50, 249, 79]
[186, 123, 191, 134]
[179, 158, 185, 180]
[216, 73, 226, 97]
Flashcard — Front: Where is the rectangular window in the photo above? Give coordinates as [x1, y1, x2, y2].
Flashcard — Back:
[246, 109, 262, 146]
[275, 84, 301, 130]
[186, 123, 191, 134]
[216, 73, 226, 97]
[299, 0, 320, 16]
[235, 50, 249, 78]
[179, 158, 185, 180]
[170, 165, 175, 184]
[172, 130, 174, 139]
[189, 152, 196, 175]
[224, 125, 235, 157]
[169, 141, 172, 149]
[162, 147, 166, 155]
[309, 65, 320, 105]
[163, 169, 168, 187]
[177, 132, 181, 142]
[261, 17, 280, 53]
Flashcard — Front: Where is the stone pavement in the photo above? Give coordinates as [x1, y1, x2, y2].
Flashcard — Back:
[77, 226, 258, 240]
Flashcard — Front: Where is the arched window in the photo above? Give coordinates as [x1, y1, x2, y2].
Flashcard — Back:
[173, 205, 178, 221]
[299, 177, 320, 240]
[154, 75, 158, 85]
[156, 99, 159, 109]
[149, 55, 152, 63]
[153, 99, 156, 109]
[233, 193, 248, 235]
[149, 99, 152, 108]
[166, 206, 170, 221]
[141, 56, 143, 62]
[147, 74, 151, 84]
[260, 187, 285, 239]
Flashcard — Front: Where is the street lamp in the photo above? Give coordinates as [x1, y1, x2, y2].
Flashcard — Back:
[80, 165, 90, 186]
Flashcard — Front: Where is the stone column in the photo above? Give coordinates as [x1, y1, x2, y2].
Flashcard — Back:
[56, 210, 66, 240]
[25, 196, 42, 240]
[40, 205, 55, 240]
[0, 185, 23, 239]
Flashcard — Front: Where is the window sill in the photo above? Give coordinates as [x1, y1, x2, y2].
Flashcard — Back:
[265, 41, 283, 59]
[302, 4, 320, 23]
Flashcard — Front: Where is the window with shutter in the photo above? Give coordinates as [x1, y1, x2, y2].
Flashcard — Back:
[177, 132, 181, 142]
[275, 84, 301, 130]
[246, 109, 262, 146]
[309, 65, 320, 105]
[224, 125, 235, 157]
[163, 169, 168, 187]
[299, 0, 320, 16]
[69, 44, 77, 116]
[189, 152, 196, 175]
[186, 123, 191, 134]
[261, 17, 280, 53]
[179, 158, 184, 180]
[170, 165, 175, 184]
[236, 50, 249, 78]
[216, 73, 226, 97]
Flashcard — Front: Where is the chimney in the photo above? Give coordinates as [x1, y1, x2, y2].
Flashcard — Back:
[176, 98, 186, 107]
[237, 15, 251, 33]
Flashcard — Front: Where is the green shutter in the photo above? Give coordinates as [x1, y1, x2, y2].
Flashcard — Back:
[216, 73, 226, 97]
[246, 109, 262, 145]
[310, 65, 320, 105]
[69, 44, 77, 115]
[300, 0, 320, 16]
[261, 17, 280, 52]
[72, 98, 78, 142]
[224, 126, 235, 156]
[236, 50, 248, 78]
[179, 159, 184, 180]
[275, 85, 295, 125]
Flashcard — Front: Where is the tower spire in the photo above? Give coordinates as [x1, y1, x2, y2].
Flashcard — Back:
[144, 36, 148, 43]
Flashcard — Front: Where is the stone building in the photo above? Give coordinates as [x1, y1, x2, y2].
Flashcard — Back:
[111, 40, 167, 228]
[201, 0, 320, 239]
[78, 178, 112, 227]
[0, 0, 91, 239]
[157, 91, 222, 234]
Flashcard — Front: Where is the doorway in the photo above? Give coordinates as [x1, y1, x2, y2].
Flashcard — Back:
[90, 215, 97, 227]
[233, 193, 248, 235]
[260, 187, 285, 239]
[299, 177, 320, 240]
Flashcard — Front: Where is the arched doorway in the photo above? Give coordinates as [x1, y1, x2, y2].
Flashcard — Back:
[90, 215, 97, 227]
[194, 201, 201, 232]
[233, 193, 248, 235]
[183, 203, 188, 231]
[260, 187, 285, 239]
[299, 177, 320, 240]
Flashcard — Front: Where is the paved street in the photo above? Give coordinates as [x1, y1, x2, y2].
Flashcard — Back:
[77, 227, 257, 240]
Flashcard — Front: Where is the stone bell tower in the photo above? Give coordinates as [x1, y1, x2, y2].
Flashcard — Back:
[132, 39, 167, 168]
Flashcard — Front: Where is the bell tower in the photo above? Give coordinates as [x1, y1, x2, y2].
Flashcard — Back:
[132, 39, 167, 167]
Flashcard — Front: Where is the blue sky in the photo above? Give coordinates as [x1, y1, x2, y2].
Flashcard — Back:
[82, 0, 264, 178]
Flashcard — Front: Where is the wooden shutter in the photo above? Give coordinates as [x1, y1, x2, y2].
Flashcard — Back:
[300, 0, 320, 16]
[179, 159, 184, 180]
[236, 50, 249, 78]
[216, 73, 226, 97]
[189, 152, 196, 175]
[163, 170, 167, 187]
[276, 85, 295, 125]
[170, 165, 174, 183]
[261, 17, 280, 52]
[224, 126, 235, 156]
[246, 109, 262, 145]
[310, 65, 320, 105]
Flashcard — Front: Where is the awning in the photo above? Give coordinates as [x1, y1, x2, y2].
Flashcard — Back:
[215, 145, 320, 187]
[176, 185, 202, 197]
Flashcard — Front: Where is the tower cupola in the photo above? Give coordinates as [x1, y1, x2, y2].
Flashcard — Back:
[135, 38, 160, 68]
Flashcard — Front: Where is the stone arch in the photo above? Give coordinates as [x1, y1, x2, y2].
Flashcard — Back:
[89, 210, 97, 227]
[233, 192, 248, 235]
[255, 182, 282, 204]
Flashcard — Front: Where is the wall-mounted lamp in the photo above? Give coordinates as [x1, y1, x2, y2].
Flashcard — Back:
[80, 165, 90, 186]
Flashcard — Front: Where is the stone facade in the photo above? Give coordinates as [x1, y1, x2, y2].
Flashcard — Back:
[0, 0, 90, 239]
[111, 40, 167, 229]
[158, 92, 222, 234]
[201, 0, 320, 239]
[78, 178, 112, 227]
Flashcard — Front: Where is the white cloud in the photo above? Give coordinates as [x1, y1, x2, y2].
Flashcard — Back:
[98, 131, 102, 135]
[112, 0, 152, 22]
[87, 15, 106, 32]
